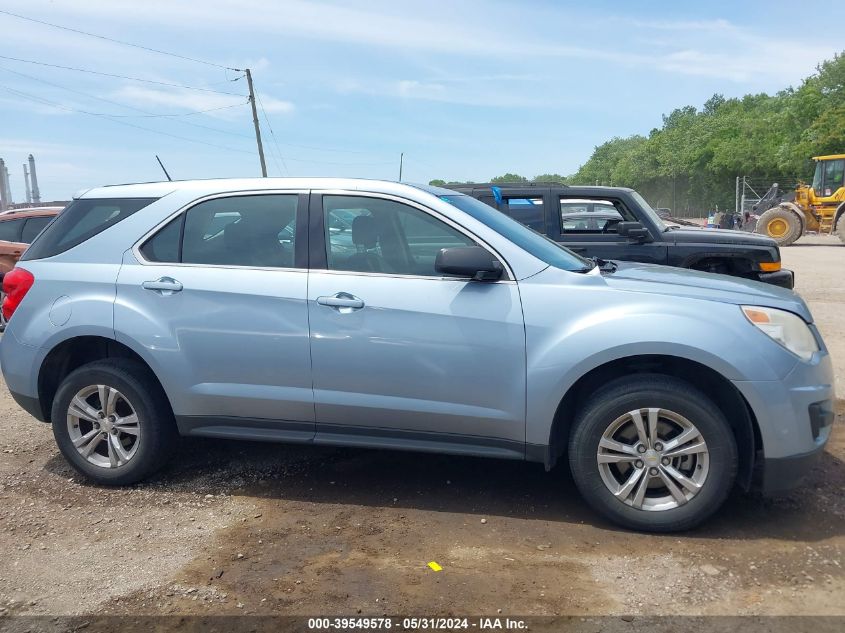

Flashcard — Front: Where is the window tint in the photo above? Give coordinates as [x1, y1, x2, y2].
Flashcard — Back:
[181, 195, 298, 267]
[0, 218, 24, 242]
[502, 197, 544, 231]
[21, 216, 53, 243]
[324, 195, 475, 276]
[561, 216, 619, 233]
[440, 194, 591, 272]
[23, 198, 157, 260]
[559, 197, 629, 234]
[823, 159, 845, 196]
[140, 216, 182, 263]
[560, 202, 589, 215]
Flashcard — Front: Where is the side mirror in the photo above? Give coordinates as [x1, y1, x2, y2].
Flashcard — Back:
[617, 221, 650, 241]
[435, 246, 504, 281]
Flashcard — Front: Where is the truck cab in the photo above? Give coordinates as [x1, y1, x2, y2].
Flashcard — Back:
[448, 183, 793, 289]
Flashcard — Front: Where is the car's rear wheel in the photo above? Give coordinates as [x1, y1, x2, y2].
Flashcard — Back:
[51, 359, 177, 485]
[568, 374, 737, 532]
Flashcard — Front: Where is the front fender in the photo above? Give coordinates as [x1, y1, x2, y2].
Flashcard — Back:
[519, 274, 799, 446]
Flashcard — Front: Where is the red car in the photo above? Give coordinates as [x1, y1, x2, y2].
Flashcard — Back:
[0, 207, 63, 330]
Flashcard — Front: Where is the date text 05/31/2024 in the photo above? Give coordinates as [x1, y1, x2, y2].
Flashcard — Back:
[307, 617, 528, 630]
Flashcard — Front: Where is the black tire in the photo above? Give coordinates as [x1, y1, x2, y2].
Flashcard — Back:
[836, 216, 845, 245]
[51, 359, 177, 485]
[568, 374, 737, 532]
[757, 206, 802, 246]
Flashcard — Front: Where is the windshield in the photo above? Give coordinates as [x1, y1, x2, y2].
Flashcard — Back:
[630, 191, 667, 231]
[439, 194, 593, 272]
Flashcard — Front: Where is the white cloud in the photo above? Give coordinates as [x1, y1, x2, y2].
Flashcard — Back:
[0, 0, 837, 87]
[111, 85, 293, 115]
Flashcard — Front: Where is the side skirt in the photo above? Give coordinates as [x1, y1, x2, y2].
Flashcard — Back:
[176, 416, 544, 463]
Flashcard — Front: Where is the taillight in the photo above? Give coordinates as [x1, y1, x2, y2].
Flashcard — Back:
[2, 267, 35, 321]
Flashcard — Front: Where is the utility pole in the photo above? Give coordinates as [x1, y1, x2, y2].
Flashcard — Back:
[398, 152, 404, 181]
[245, 68, 267, 177]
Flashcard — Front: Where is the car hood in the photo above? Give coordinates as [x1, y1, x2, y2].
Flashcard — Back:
[602, 261, 812, 321]
[665, 226, 777, 248]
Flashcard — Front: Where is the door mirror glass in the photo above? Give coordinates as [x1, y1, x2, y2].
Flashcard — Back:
[435, 246, 503, 281]
[617, 221, 649, 241]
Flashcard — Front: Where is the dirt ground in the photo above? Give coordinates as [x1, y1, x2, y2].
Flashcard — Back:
[0, 235, 843, 619]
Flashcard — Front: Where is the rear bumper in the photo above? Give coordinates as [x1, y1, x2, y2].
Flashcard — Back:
[9, 388, 46, 422]
[756, 268, 794, 289]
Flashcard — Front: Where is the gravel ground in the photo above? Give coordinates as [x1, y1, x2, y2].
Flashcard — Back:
[0, 234, 842, 618]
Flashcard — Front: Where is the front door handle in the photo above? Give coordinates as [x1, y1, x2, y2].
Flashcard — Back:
[316, 292, 365, 310]
[142, 277, 183, 294]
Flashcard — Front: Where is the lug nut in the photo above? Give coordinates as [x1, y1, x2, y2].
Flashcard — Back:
[649, 467, 659, 476]
[108, 415, 116, 423]
[97, 411, 105, 419]
[654, 442, 663, 451]
[635, 460, 644, 469]
[662, 457, 670, 466]
[93, 422, 100, 429]
[637, 445, 647, 454]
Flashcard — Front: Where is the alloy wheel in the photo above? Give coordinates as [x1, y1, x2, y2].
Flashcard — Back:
[597, 408, 709, 511]
[66, 385, 141, 468]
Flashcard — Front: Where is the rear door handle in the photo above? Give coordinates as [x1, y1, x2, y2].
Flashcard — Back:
[316, 292, 364, 310]
[142, 277, 183, 294]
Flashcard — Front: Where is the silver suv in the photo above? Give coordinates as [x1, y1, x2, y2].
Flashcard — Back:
[0, 179, 834, 532]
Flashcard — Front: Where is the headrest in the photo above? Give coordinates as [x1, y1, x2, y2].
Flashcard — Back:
[351, 214, 379, 249]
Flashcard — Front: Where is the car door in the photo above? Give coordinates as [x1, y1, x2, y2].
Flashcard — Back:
[115, 192, 314, 440]
[307, 192, 527, 456]
[554, 196, 667, 264]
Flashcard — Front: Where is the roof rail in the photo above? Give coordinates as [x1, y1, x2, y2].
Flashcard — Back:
[446, 181, 568, 189]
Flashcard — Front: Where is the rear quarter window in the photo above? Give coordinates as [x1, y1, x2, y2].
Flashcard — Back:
[22, 198, 158, 260]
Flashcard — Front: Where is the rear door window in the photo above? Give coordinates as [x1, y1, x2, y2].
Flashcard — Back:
[140, 194, 299, 268]
[22, 198, 158, 260]
[21, 216, 53, 243]
[501, 197, 544, 232]
[0, 218, 25, 242]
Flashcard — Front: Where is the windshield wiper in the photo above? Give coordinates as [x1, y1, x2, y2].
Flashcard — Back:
[591, 256, 618, 273]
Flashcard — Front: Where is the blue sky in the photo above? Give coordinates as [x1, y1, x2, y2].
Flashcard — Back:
[0, 0, 842, 201]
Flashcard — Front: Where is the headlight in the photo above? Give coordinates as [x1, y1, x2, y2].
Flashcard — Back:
[741, 306, 819, 361]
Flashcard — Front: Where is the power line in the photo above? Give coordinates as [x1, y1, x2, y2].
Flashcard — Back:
[0, 54, 246, 96]
[255, 90, 289, 176]
[0, 8, 241, 71]
[0, 83, 256, 155]
[0, 64, 253, 143]
[0, 63, 247, 119]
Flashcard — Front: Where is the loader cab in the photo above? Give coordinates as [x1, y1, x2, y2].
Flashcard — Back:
[811, 155, 845, 198]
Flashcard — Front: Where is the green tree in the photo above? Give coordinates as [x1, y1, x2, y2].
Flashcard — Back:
[491, 173, 528, 184]
[533, 173, 567, 184]
[429, 179, 446, 186]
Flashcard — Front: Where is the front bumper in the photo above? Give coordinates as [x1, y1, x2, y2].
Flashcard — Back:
[733, 351, 835, 494]
[756, 268, 794, 289]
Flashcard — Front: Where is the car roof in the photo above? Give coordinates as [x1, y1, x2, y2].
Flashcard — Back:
[0, 208, 62, 220]
[446, 183, 635, 195]
[77, 178, 454, 200]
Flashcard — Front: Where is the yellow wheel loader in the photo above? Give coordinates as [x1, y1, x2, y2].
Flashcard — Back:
[756, 154, 845, 246]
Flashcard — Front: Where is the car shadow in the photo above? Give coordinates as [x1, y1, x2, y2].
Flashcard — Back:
[44, 434, 845, 542]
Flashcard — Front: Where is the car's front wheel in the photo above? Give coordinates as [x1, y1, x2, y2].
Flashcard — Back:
[568, 374, 737, 532]
[51, 359, 177, 485]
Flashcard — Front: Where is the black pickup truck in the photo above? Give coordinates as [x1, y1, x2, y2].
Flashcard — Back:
[447, 183, 793, 289]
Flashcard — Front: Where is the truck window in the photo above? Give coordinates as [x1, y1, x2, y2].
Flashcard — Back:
[501, 197, 544, 231]
[560, 197, 625, 234]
